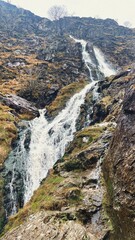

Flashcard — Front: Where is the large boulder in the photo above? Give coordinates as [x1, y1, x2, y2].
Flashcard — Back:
[0, 94, 39, 118]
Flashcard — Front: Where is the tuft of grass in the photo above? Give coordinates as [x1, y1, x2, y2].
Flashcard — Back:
[0, 103, 18, 165]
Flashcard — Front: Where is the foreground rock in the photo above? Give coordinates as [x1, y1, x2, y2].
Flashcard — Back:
[1, 210, 109, 240]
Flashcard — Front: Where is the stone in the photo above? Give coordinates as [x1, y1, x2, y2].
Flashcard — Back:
[0, 94, 39, 118]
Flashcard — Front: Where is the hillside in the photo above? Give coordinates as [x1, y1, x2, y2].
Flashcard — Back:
[0, 1, 135, 239]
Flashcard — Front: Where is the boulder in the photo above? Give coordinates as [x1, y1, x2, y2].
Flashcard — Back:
[0, 94, 39, 118]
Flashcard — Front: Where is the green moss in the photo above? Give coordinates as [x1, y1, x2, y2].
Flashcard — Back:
[82, 235, 91, 240]
[29, 174, 64, 211]
[57, 125, 105, 173]
[56, 212, 77, 222]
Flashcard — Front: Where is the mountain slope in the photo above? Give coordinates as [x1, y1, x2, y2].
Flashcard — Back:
[0, 1, 135, 239]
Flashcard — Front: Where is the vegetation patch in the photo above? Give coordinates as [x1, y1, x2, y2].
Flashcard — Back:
[65, 187, 82, 203]
[0, 103, 18, 165]
[46, 79, 87, 118]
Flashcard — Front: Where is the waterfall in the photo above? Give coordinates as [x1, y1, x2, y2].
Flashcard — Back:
[8, 162, 17, 215]
[93, 46, 116, 77]
[24, 36, 104, 203]
[4, 36, 116, 215]
[70, 35, 96, 81]
[24, 82, 96, 203]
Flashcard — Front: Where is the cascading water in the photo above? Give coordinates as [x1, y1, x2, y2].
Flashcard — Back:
[24, 82, 96, 203]
[93, 46, 116, 77]
[8, 162, 17, 215]
[4, 36, 116, 216]
[70, 35, 98, 81]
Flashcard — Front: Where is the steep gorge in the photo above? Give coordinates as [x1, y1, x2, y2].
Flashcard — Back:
[0, 1, 135, 239]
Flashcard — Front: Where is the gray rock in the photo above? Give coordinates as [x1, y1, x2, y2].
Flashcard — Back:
[0, 94, 39, 117]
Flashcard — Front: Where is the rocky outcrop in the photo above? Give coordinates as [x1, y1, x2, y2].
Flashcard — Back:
[103, 79, 135, 240]
[1, 1, 135, 68]
[18, 36, 87, 108]
[0, 1, 47, 37]
[58, 17, 135, 67]
[45, 80, 87, 120]
[0, 94, 39, 118]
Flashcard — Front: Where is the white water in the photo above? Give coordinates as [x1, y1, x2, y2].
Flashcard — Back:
[9, 162, 17, 215]
[24, 36, 101, 203]
[70, 35, 95, 81]
[24, 81, 96, 202]
[93, 46, 116, 77]
[5, 36, 116, 211]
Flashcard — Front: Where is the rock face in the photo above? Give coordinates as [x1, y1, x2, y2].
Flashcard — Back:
[18, 36, 86, 108]
[58, 17, 135, 67]
[103, 79, 135, 240]
[3, 73, 135, 240]
[0, 1, 45, 37]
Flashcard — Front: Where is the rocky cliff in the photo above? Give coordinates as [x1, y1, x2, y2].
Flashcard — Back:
[103, 77, 135, 240]
[0, 1, 135, 239]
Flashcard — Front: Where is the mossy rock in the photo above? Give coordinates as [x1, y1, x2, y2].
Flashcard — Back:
[56, 212, 77, 222]
[63, 158, 83, 172]
[65, 125, 105, 157]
